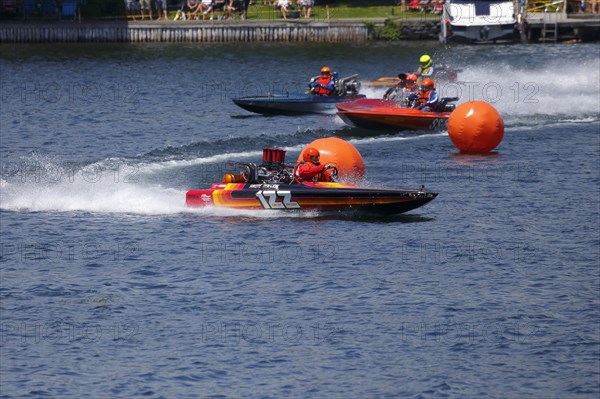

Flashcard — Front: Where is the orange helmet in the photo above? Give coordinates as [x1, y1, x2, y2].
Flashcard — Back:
[420, 78, 435, 91]
[303, 147, 320, 163]
[406, 74, 418, 89]
[320, 66, 332, 75]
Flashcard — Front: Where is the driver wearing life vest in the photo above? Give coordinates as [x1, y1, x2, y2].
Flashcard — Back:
[416, 54, 434, 80]
[294, 147, 336, 183]
[308, 66, 336, 96]
[414, 78, 438, 112]
[384, 73, 419, 107]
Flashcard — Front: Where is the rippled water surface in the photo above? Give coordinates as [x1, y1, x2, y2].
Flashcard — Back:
[1, 41, 599, 398]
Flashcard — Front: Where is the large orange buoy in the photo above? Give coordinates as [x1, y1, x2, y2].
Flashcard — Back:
[298, 137, 365, 180]
[448, 101, 504, 153]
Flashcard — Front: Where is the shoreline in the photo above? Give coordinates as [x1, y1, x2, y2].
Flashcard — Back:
[0, 16, 598, 43]
[0, 19, 415, 43]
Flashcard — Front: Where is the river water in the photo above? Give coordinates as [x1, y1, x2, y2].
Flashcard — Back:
[1, 41, 599, 398]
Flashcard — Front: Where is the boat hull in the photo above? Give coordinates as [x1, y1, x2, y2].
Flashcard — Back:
[232, 93, 366, 115]
[441, 0, 517, 44]
[445, 23, 517, 43]
[336, 99, 451, 131]
[186, 182, 437, 215]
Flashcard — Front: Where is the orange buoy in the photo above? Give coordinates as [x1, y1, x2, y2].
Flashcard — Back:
[447, 101, 504, 153]
[298, 137, 365, 180]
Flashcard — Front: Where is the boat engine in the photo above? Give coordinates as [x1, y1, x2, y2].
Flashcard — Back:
[335, 74, 361, 96]
[438, 97, 459, 112]
[257, 148, 294, 184]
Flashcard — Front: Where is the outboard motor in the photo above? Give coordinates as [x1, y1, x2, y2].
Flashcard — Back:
[344, 79, 361, 95]
[335, 74, 360, 96]
[438, 97, 459, 112]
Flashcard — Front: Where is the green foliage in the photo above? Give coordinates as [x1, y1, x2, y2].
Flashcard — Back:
[365, 19, 402, 40]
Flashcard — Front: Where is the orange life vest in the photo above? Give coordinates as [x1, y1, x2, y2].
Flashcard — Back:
[417, 89, 433, 105]
[313, 76, 333, 96]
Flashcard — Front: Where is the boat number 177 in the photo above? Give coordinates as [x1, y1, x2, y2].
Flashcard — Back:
[256, 190, 300, 209]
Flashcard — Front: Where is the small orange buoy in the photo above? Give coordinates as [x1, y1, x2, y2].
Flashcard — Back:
[448, 101, 504, 153]
[298, 137, 365, 180]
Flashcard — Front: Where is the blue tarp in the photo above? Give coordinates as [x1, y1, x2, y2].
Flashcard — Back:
[22, 0, 79, 16]
[62, 0, 78, 17]
[451, 0, 494, 16]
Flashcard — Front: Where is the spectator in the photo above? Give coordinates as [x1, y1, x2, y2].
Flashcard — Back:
[223, 0, 241, 20]
[140, 0, 152, 19]
[274, 0, 289, 20]
[205, 0, 227, 20]
[155, 0, 168, 20]
[174, 1, 186, 19]
[297, 0, 311, 18]
[187, 0, 202, 19]
[408, 0, 420, 11]
[126, 0, 141, 20]
[200, 0, 212, 19]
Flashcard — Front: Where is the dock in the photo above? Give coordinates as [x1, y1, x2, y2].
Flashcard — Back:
[525, 12, 600, 42]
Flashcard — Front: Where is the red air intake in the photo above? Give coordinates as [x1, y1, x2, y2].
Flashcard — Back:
[262, 148, 286, 164]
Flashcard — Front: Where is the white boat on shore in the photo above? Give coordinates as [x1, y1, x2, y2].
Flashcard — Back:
[440, 0, 518, 43]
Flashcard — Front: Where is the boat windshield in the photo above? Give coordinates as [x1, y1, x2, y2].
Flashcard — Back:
[448, 0, 508, 16]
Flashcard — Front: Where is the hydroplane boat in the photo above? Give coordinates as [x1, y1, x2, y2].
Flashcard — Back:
[232, 74, 364, 115]
[336, 98, 458, 131]
[364, 66, 462, 87]
[186, 148, 437, 215]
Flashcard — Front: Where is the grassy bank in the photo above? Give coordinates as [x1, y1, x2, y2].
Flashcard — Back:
[246, 4, 433, 20]
[134, 4, 439, 22]
[1, 1, 439, 22]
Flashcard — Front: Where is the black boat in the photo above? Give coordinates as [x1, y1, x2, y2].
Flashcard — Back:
[232, 74, 364, 115]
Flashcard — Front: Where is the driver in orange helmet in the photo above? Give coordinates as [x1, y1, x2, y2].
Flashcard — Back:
[415, 78, 438, 111]
[385, 73, 420, 105]
[294, 147, 337, 183]
[308, 66, 336, 96]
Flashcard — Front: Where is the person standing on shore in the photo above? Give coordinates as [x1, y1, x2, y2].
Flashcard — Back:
[125, 0, 141, 20]
[155, 0, 168, 20]
[140, 0, 152, 19]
